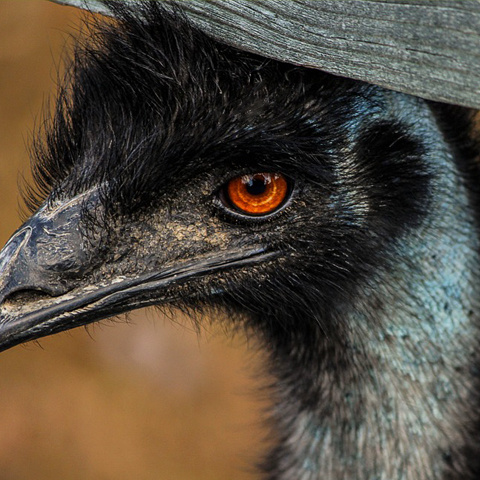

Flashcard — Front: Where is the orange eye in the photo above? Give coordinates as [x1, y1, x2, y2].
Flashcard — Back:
[224, 173, 290, 216]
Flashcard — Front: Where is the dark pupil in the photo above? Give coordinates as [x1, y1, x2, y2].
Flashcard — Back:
[246, 177, 267, 196]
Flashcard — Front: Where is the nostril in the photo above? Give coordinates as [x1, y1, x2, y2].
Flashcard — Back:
[1, 289, 55, 309]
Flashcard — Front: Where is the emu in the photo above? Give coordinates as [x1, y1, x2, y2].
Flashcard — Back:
[1, 2, 480, 479]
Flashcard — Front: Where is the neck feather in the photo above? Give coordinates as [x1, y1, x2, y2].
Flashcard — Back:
[263, 150, 480, 480]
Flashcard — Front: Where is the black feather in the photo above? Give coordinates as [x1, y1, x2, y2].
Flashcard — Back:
[17, 2, 480, 479]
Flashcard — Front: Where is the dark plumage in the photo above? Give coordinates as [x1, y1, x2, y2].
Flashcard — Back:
[1, 2, 480, 479]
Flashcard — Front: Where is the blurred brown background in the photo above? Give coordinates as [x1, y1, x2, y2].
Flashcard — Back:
[0, 2, 267, 479]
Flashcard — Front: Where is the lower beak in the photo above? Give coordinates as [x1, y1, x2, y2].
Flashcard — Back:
[0, 245, 270, 353]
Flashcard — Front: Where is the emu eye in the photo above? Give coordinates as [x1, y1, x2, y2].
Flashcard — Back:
[222, 173, 290, 216]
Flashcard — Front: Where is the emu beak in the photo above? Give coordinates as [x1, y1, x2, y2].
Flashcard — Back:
[0, 194, 273, 353]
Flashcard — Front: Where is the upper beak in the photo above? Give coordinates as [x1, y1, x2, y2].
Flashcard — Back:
[0, 194, 274, 353]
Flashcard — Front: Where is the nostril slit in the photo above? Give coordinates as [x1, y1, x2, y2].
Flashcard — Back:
[2, 289, 54, 307]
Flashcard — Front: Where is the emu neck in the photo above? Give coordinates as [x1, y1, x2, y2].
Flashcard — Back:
[266, 168, 480, 479]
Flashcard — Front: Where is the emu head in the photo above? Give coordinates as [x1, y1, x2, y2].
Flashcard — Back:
[0, 3, 437, 348]
[1, 3, 480, 478]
